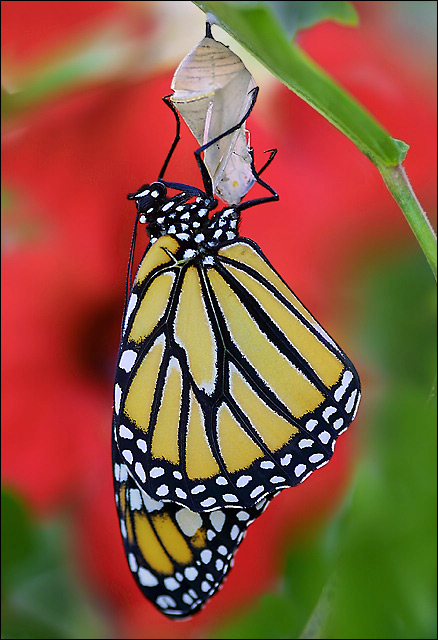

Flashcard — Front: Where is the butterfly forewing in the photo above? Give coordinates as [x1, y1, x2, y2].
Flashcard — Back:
[113, 438, 272, 619]
[113, 232, 360, 512]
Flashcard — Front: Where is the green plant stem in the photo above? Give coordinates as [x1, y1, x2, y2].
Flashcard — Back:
[378, 164, 437, 281]
[298, 573, 337, 639]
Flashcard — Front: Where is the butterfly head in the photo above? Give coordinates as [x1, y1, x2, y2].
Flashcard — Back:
[127, 181, 168, 218]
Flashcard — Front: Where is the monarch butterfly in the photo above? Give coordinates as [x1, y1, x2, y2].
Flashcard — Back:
[112, 87, 361, 617]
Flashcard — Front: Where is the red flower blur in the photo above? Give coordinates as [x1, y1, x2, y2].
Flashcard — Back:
[2, 2, 436, 638]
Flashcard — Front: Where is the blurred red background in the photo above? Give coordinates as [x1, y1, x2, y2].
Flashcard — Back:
[1, 2, 436, 638]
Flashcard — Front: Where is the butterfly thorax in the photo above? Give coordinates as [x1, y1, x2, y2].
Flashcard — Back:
[129, 181, 242, 257]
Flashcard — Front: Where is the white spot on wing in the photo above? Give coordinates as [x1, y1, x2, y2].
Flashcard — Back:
[138, 567, 158, 587]
[201, 549, 212, 564]
[163, 577, 179, 591]
[230, 525, 239, 540]
[176, 509, 202, 537]
[322, 406, 336, 422]
[346, 389, 358, 413]
[128, 553, 138, 572]
[270, 476, 286, 484]
[250, 486, 264, 499]
[122, 449, 133, 464]
[351, 391, 361, 419]
[114, 384, 122, 415]
[119, 425, 133, 439]
[184, 567, 198, 580]
[123, 294, 137, 332]
[130, 488, 142, 510]
[119, 349, 137, 373]
[156, 595, 176, 609]
[142, 492, 163, 512]
[150, 467, 164, 478]
[200, 497, 216, 508]
[210, 510, 225, 532]
[334, 370, 354, 401]
[135, 461, 146, 483]
[236, 475, 251, 487]
[156, 484, 169, 496]
[298, 438, 313, 448]
[191, 484, 206, 494]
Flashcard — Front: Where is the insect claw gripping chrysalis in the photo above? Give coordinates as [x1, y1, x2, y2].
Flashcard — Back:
[113, 21, 361, 619]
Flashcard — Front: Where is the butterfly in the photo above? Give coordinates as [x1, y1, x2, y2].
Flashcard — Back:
[112, 86, 361, 617]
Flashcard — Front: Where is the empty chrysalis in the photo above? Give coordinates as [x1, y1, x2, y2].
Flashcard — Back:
[171, 21, 256, 205]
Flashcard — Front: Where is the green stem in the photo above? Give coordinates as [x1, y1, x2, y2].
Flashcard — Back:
[378, 164, 437, 281]
[299, 572, 337, 639]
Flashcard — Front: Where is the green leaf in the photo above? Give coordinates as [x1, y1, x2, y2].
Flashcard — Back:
[258, 1, 359, 38]
[193, 0, 405, 167]
[391, 137, 410, 163]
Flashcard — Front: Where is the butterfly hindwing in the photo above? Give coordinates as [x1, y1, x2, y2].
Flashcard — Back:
[112, 438, 272, 619]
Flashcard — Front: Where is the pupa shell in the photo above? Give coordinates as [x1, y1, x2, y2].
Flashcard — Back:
[171, 34, 256, 205]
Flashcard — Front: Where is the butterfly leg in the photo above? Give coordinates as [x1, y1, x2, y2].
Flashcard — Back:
[237, 146, 279, 212]
[158, 94, 182, 181]
[257, 148, 277, 176]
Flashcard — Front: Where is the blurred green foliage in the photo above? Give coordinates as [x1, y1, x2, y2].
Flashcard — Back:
[1, 489, 106, 639]
[230, 1, 359, 37]
[212, 253, 437, 639]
